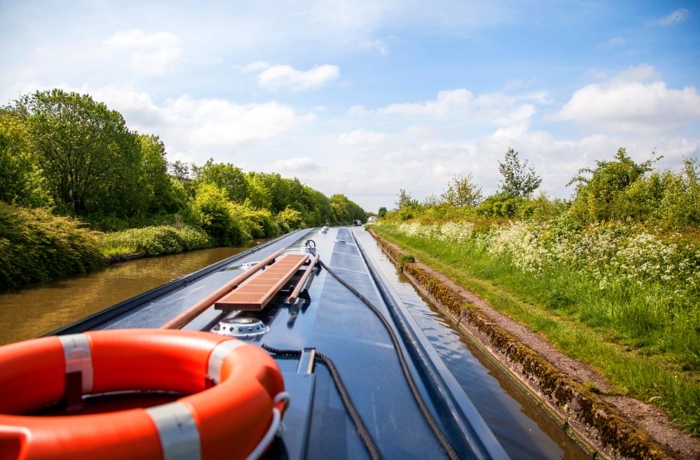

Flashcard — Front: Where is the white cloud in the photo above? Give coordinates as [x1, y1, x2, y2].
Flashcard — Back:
[103, 29, 183, 75]
[274, 156, 322, 173]
[348, 104, 371, 116]
[355, 88, 543, 126]
[82, 86, 316, 153]
[378, 89, 474, 117]
[104, 29, 182, 48]
[360, 39, 390, 56]
[242, 61, 271, 73]
[600, 36, 627, 48]
[552, 65, 700, 132]
[654, 8, 689, 26]
[331, 129, 389, 147]
[257, 64, 340, 92]
[183, 98, 316, 146]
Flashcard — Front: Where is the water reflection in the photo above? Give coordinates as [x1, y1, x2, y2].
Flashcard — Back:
[0, 247, 248, 345]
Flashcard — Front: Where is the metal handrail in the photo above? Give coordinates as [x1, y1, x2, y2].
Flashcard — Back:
[287, 254, 319, 304]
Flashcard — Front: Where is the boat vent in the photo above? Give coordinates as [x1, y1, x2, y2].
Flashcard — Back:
[211, 317, 269, 339]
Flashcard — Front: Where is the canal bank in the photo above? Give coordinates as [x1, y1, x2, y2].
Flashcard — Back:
[368, 229, 700, 459]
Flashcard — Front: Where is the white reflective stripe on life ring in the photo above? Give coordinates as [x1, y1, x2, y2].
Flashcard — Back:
[207, 339, 246, 384]
[58, 334, 93, 393]
[146, 401, 201, 460]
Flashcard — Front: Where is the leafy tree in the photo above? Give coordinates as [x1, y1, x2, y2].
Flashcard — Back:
[169, 160, 191, 184]
[395, 189, 419, 209]
[378, 207, 387, 217]
[247, 172, 290, 213]
[7, 89, 142, 217]
[498, 148, 542, 198]
[303, 186, 330, 226]
[0, 111, 50, 207]
[192, 158, 248, 204]
[189, 183, 243, 245]
[276, 207, 304, 231]
[245, 173, 272, 210]
[139, 134, 182, 214]
[441, 173, 483, 207]
[329, 194, 365, 224]
[568, 148, 658, 222]
[657, 158, 700, 228]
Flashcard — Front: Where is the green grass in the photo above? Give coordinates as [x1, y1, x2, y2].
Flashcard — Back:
[374, 225, 700, 435]
[100, 225, 213, 258]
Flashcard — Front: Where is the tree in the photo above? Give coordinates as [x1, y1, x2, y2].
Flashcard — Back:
[498, 148, 542, 198]
[169, 160, 190, 184]
[0, 110, 50, 207]
[191, 158, 248, 204]
[329, 194, 365, 224]
[441, 173, 483, 207]
[139, 134, 182, 214]
[7, 89, 142, 217]
[568, 147, 660, 222]
[244, 173, 273, 210]
[189, 183, 241, 245]
[378, 207, 387, 217]
[395, 189, 418, 209]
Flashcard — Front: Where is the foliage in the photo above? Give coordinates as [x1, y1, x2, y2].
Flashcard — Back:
[6, 89, 143, 218]
[101, 225, 212, 257]
[169, 160, 191, 184]
[568, 148, 659, 223]
[139, 135, 185, 214]
[330, 194, 366, 224]
[192, 158, 248, 204]
[276, 207, 304, 233]
[498, 148, 542, 198]
[441, 173, 483, 207]
[378, 207, 388, 217]
[395, 188, 419, 209]
[189, 183, 242, 245]
[0, 202, 104, 290]
[0, 111, 51, 207]
[476, 192, 526, 218]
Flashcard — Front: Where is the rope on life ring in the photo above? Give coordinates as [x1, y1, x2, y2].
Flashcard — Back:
[0, 329, 287, 460]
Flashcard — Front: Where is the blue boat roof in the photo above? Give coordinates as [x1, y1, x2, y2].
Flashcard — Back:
[52, 227, 509, 460]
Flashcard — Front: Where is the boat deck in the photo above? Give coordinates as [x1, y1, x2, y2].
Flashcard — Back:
[52, 227, 508, 460]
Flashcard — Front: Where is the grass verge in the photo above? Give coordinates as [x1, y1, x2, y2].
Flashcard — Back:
[100, 225, 213, 258]
[373, 225, 700, 436]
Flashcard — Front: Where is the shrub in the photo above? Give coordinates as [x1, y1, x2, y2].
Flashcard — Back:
[100, 225, 212, 257]
[0, 202, 104, 290]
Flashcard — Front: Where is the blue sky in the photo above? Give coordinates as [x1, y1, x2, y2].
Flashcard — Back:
[1, 1, 699, 212]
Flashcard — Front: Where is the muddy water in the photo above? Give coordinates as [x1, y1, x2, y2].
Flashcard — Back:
[0, 247, 251, 345]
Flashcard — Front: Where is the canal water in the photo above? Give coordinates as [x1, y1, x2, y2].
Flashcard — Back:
[0, 247, 250, 345]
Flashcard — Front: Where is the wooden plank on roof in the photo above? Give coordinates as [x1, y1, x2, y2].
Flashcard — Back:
[214, 253, 309, 311]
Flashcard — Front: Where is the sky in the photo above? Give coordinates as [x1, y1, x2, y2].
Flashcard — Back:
[1, 1, 699, 212]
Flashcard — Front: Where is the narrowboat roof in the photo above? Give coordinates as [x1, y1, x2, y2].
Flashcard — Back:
[52, 227, 509, 460]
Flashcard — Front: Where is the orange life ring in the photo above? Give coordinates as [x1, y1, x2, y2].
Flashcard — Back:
[0, 329, 287, 460]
